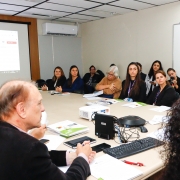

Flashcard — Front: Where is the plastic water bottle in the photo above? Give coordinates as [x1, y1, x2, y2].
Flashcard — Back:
[124, 98, 133, 102]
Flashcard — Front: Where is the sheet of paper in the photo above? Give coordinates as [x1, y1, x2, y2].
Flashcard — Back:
[122, 102, 144, 108]
[40, 111, 48, 125]
[58, 92, 70, 96]
[149, 115, 169, 125]
[99, 99, 120, 104]
[147, 128, 165, 141]
[86, 97, 102, 100]
[90, 154, 143, 180]
[83, 90, 103, 98]
[41, 135, 65, 150]
[150, 106, 170, 112]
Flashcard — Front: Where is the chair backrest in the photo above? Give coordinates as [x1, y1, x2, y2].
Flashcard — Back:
[73, 89, 84, 94]
[46, 79, 52, 87]
[96, 70, 105, 81]
[175, 92, 180, 99]
[36, 79, 46, 88]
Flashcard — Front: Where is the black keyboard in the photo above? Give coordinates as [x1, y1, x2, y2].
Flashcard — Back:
[103, 137, 164, 159]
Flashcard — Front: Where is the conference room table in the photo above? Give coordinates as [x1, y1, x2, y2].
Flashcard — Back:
[41, 91, 167, 180]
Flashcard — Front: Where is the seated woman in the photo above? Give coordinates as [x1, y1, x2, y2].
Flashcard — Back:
[159, 99, 180, 180]
[146, 70, 178, 107]
[145, 60, 164, 98]
[120, 62, 146, 102]
[41, 66, 66, 91]
[95, 66, 122, 99]
[56, 65, 84, 93]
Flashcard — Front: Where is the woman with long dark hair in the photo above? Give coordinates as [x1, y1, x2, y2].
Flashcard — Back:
[160, 98, 180, 179]
[56, 65, 84, 93]
[145, 60, 163, 97]
[41, 66, 66, 91]
[120, 62, 146, 102]
[146, 70, 178, 107]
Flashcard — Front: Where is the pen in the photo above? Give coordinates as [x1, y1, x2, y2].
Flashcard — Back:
[122, 160, 144, 167]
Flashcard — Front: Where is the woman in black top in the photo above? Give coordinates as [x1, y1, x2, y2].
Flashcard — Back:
[41, 66, 66, 91]
[120, 62, 146, 102]
[145, 60, 164, 98]
[146, 70, 178, 107]
[159, 99, 180, 180]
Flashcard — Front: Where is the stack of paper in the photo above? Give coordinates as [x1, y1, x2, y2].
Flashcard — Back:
[47, 120, 89, 138]
[122, 102, 146, 108]
[149, 115, 169, 125]
[83, 90, 103, 98]
[150, 106, 170, 112]
[90, 154, 143, 180]
[147, 128, 166, 141]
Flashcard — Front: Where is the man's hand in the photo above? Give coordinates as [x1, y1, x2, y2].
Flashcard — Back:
[172, 79, 177, 86]
[30, 124, 46, 139]
[76, 141, 96, 163]
[81, 141, 96, 163]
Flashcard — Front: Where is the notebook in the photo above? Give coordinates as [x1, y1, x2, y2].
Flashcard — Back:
[47, 120, 89, 138]
[90, 154, 143, 180]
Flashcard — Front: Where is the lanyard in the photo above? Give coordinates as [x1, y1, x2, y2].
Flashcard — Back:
[54, 79, 58, 87]
[154, 90, 160, 105]
[128, 80, 135, 97]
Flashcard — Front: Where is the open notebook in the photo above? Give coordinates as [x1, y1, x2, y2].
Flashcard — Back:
[59, 154, 143, 180]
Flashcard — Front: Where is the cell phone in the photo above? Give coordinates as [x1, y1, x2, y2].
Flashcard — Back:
[91, 143, 111, 153]
[40, 139, 49, 144]
[63, 136, 96, 149]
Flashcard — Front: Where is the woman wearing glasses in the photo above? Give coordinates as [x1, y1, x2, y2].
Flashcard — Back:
[95, 66, 122, 99]
[120, 62, 146, 102]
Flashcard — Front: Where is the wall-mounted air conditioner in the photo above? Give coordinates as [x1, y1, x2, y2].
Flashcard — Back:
[42, 23, 78, 36]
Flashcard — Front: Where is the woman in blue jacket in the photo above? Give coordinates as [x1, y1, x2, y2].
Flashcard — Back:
[56, 65, 84, 93]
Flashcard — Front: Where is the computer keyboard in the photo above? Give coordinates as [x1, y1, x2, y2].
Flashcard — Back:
[103, 137, 164, 159]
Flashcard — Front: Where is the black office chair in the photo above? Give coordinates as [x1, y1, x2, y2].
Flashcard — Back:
[46, 79, 52, 87]
[73, 89, 84, 94]
[36, 79, 46, 88]
[96, 70, 105, 81]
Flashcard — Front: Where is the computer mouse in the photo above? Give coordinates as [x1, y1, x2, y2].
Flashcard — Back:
[139, 126, 148, 133]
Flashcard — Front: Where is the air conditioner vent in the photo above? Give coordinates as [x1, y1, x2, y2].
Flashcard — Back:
[42, 23, 78, 36]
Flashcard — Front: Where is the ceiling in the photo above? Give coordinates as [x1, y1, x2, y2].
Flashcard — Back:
[0, 0, 179, 23]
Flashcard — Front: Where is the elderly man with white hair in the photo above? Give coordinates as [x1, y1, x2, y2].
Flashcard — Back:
[95, 66, 122, 99]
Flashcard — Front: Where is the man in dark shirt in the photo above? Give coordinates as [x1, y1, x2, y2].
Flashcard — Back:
[167, 68, 180, 95]
[83, 65, 100, 93]
[136, 62, 146, 81]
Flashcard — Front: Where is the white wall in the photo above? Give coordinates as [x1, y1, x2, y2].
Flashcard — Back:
[81, 1, 180, 80]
